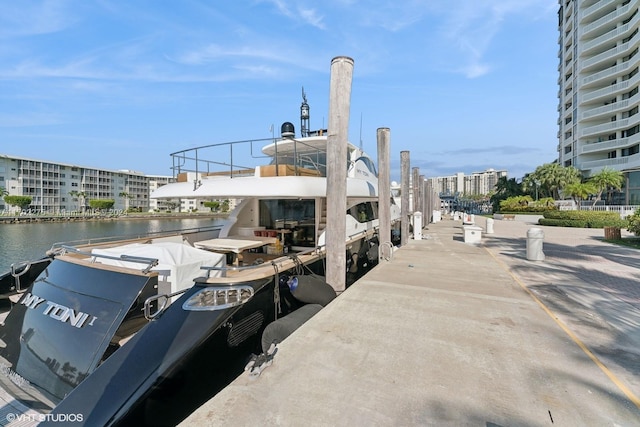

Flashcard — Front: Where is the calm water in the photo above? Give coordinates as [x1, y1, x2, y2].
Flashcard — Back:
[0, 217, 226, 274]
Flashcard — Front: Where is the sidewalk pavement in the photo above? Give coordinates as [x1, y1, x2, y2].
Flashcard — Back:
[181, 215, 640, 426]
[478, 215, 640, 406]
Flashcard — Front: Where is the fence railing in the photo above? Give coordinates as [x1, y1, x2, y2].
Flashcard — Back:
[558, 204, 639, 218]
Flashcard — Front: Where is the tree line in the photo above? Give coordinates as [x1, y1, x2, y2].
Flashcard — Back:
[490, 163, 625, 212]
[1, 187, 230, 214]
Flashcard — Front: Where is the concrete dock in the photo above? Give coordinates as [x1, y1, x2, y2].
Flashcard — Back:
[181, 216, 640, 426]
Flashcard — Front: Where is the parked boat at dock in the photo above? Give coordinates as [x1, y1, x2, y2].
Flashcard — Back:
[0, 99, 400, 426]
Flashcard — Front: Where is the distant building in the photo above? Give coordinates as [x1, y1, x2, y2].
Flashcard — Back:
[173, 171, 237, 213]
[557, 0, 640, 203]
[427, 169, 508, 197]
[0, 153, 180, 213]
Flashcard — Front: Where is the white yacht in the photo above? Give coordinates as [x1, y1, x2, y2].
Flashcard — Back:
[0, 97, 400, 426]
[151, 119, 397, 278]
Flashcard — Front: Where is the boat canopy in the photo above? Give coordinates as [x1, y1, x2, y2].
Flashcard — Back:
[91, 242, 226, 293]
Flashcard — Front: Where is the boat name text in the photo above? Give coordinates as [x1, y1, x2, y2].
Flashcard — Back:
[20, 293, 97, 329]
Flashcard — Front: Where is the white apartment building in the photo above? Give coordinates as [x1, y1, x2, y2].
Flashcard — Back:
[173, 171, 238, 213]
[428, 169, 508, 197]
[0, 154, 176, 213]
[558, 0, 640, 203]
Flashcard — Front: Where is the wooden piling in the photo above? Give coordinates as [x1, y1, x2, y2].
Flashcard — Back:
[400, 151, 410, 246]
[377, 128, 391, 260]
[326, 56, 354, 293]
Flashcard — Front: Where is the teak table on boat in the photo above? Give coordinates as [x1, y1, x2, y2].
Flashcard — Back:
[194, 236, 277, 265]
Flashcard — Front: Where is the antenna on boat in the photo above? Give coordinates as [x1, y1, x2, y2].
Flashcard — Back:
[300, 87, 310, 138]
[359, 113, 363, 150]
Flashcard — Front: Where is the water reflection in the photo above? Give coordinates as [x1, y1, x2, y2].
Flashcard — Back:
[0, 217, 225, 273]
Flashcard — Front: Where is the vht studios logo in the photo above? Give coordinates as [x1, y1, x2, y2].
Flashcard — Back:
[20, 293, 97, 329]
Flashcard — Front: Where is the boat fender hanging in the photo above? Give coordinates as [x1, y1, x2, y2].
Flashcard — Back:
[287, 275, 336, 306]
[261, 303, 323, 353]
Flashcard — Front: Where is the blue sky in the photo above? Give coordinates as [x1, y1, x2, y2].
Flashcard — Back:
[1, 0, 559, 182]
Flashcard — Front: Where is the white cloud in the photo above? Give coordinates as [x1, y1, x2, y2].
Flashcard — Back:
[299, 7, 325, 29]
[0, 0, 76, 38]
[0, 112, 62, 127]
[430, 0, 556, 78]
[264, 0, 325, 29]
[461, 63, 491, 79]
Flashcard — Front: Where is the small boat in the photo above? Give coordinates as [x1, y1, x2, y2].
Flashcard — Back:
[0, 97, 400, 426]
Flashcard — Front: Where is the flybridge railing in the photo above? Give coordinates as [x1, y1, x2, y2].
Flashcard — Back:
[169, 137, 328, 179]
[170, 138, 273, 178]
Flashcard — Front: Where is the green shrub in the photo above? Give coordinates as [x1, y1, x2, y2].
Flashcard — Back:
[627, 209, 640, 236]
[3, 195, 32, 209]
[539, 210, 627, 228]
[587, 219, 628, 229]
[499, 196, 557, 213]
[500, 195, 532, 212]
[89, 199, 115, 210]
[531, 197, 557, 211]
[538, 218, 588, 228]
[542, 210, 620, 221]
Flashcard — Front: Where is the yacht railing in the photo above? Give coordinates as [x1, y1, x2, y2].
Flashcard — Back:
[169, 137, 328, 178]
[58, 245, 160, 273]
[47, 225, 223, 253]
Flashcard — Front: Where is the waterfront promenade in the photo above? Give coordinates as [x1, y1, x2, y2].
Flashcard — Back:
[182, 215, 640, 426]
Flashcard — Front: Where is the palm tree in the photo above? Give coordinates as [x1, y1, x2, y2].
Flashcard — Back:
[119, 192, 133, 210]
[588, 168, 624, 207]
[525, 163, 580, 200]
[563, 182, 597, 210]
[1, 187, 9, 212]
[558, 166, 582, 197]
[69, 190, 87, 212]
[490, 176, 522, 212]
[521, 173, 538, 199]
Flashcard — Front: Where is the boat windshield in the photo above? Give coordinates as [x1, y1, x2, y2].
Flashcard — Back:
[271, 153, 326, 176]
[354, 156, 378, 177]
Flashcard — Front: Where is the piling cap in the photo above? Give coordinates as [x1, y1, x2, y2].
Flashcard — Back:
[331, 56, 354, 65]
[527, 228, 544, 238]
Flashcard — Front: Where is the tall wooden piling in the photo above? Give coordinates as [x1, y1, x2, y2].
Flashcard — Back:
[400, 151, 410, 246]
[326, 56, 354, 293]
[424, 178, 431, 223]
[412, 167, 420, 213]
[419, 174, 425, 219]
[377, 128, 391, 260]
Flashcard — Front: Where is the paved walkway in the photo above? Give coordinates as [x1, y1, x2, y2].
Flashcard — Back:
[480, 216, 640, 407]
[181, 216, 640, 426]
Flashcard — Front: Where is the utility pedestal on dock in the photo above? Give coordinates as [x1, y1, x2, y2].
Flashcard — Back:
[413, 212, 422, 240]
[463, 225, 482, 244]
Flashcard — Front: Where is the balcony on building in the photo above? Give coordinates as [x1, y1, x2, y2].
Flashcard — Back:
[581, 3, 632, 39]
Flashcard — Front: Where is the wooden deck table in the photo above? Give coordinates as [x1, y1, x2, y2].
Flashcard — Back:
[194, 236, 277, 265]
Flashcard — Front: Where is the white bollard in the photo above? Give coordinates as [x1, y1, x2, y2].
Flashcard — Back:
[486, 218, 494, 234]
[413, 211, 422, 240]
[526, 228, 545, 261]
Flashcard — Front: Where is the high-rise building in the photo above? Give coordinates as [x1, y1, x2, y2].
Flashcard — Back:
[427, 169, 508, 197]
[558, 0, 640, 203]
